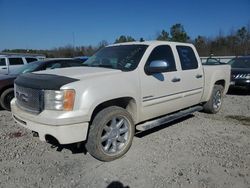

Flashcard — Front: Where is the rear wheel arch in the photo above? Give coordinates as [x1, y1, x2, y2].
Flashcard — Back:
[214, 80, 225, 90]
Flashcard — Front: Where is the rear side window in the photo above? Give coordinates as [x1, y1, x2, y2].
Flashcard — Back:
[176, 46, 198, 70]
[0, 58, 6, 66]
[8, 58, 24, 65]
[26, 57, 38, 63]
[146, 45, 176, 72]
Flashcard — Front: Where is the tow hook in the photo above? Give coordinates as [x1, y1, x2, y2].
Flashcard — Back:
[32, 131, 39, 137]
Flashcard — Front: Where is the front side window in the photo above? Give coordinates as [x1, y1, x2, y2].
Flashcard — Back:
[177, 46, 198, 70]
[0, 58, 6, 66]
[83, 45, 148, 71]
[8, 58, 24, 65]
[146, 45, 176, 72]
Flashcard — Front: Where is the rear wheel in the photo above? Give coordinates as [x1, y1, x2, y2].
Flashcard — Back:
[86, 106, 134, 161]
[203, 85, 224, 114]
[0, 88, 14, 111]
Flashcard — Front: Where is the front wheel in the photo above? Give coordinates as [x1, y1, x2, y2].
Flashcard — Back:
[86, 106, 135, 161]
[0, 88, 14, 111]
[203, 85, 224, 114]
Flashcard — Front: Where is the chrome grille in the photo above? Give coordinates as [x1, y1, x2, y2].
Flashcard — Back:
[232, 73, 250, 79]
[15, 84, 43, 114]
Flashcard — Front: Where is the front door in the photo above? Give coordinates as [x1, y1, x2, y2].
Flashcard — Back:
[0, 58, 7, 74]
[140, 45, 184, 121]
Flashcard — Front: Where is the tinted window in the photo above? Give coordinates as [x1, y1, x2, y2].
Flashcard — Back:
[0, 58, 6, 66]
[26, 57, 38, 63]
[146, 45, 176, 72]
[229, 57, 250, 68]
[177, 46, 198, 70]
[44, 61, 63, 69]
[9, 58, 24, 65]
[64, 60, 84, 67]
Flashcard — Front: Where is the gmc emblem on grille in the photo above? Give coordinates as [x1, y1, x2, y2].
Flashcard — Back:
[16, 91, 29, 103]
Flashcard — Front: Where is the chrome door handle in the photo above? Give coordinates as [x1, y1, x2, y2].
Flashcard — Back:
[1, 67, 7, 69]
[196, 74, 203, 78]
[172, 78, 181, 82]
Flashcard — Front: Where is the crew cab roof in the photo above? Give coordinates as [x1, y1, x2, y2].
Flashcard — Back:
[109, 40, 194, 47]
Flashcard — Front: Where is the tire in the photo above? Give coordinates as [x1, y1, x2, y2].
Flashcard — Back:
[203, 85, 224, 114]
[0, 88, 14, 111]
[86, 106, 135, 161]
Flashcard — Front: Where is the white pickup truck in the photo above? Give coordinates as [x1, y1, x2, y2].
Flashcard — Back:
[11, 41, 231, 161]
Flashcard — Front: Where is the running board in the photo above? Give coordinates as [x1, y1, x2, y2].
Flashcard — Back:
[136, 106, 203, 131]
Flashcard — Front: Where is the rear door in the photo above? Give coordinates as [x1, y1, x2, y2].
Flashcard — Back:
[175, 45, 204, 107]
[0, 58, 7, 74]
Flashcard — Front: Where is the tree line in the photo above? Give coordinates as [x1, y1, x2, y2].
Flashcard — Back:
[2, 23, 250, 57]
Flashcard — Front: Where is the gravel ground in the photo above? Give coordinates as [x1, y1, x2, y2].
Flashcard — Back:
[0, 90, 250, 188]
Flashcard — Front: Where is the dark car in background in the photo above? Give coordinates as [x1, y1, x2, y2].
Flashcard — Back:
[0, 58, 83, 110]
[229, 56, 250, 90]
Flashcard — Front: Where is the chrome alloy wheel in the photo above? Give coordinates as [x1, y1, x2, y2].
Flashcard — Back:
[100, 117, 129, 154]
[213, 90, 222, 110]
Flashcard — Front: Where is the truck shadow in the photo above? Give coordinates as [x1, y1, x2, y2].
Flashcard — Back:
[49, 114, 194, 154]
[227, 87, 250, 96]
[135, 114, 194, 138]
[48, 139, 88, 155]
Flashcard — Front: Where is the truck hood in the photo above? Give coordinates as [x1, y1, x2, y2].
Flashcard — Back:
[34, 67, 122, 80]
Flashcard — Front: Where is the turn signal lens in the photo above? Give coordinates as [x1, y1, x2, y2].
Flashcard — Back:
[63, 90, 75, 111]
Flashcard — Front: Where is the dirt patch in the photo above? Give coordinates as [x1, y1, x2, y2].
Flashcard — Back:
[8, 131, 26, 139]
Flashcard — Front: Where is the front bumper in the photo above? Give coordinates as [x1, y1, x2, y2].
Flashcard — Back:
[230, 79, 250, 88]
[11, 99, 89, 144]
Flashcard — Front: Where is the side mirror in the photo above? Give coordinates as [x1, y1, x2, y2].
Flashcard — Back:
[145, 60, 170, 75]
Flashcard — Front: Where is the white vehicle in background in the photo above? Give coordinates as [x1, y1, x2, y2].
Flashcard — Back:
[0, 55, 45, 74]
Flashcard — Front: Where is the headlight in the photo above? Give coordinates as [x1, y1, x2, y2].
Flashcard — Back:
[246, 74, 250, 79]
[44, 90, 75, 111]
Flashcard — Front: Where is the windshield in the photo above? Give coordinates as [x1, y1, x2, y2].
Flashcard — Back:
[10, 61, 43, 74]
[228, 57, 250, 68]
[83, 45, 148, 71]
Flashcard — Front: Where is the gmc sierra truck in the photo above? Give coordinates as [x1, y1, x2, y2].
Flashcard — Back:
[11, 41, 231, 161]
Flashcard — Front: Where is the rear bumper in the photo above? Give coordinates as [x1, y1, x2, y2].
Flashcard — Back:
[11, 99, 89, 144]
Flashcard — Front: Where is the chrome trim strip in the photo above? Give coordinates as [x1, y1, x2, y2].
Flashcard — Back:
[143, 87, 203, 102]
